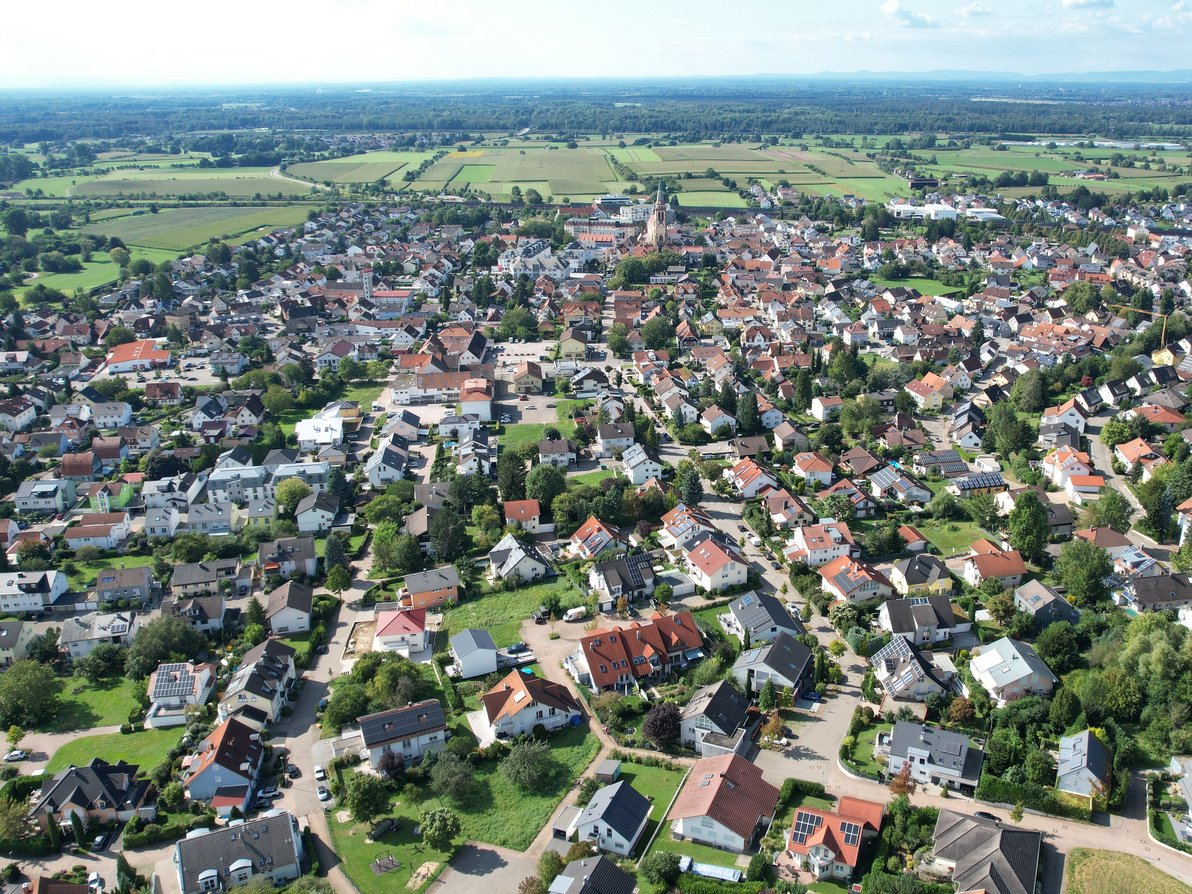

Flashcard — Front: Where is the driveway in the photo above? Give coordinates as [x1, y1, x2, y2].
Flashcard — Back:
[435, 844, 536, 894]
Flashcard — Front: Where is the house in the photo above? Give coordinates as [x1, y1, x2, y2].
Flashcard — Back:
[64, 512, 132, 551]
[145, 662, 216, 728]
[720, 591, 802, 645]
[786, 796, 885, 881]
[948, 471, 1008, 498]
[400, 566, 462, 610]
[889, 554, 952, 597]
[724, 458, 778, 498]
[182, 717, 263, 802]
[164, 594, 227, 634]
[681, 680, 754, 757]
[0, 570, 67, 614]
[569, 516, 626, 560]
[878, 596, 964, 644]
[792, 452, 834, 488]
[449, 628, 499, 679]
[962, 541, 1026, 589]
[173, 812, 305, 894]
[364, 439, 408, 487]
[669, 754, 779, 854]
[819, 556, 892, 603]
[171, 558, 249, 596]
[32, 759, 150, 832]
[538, 439, 578, 467]
[868, 466, 932, 506]
[870, 636, 953, 703]
[372, 609, 428, 657]
[488, 533, 552, 584]
[884, 721, 984, 790]
[218, 640, 296, 723]
[1115, 437, 1165, 474]
[731, 631, 814, 698]
[574, 780, 652, 857]
[559, 327, 590, 361]
[567, 611, 704, 693]
[459, 378, 494, 422]
[968, 636, 1057, 706]
[588, 552, 656, 612]
[595, 423, 636, 458]
[1123, 573, 1192, 612]
[621, 443, 663, 485]
[0, 619, 34, 666]
[58, 610, 140, 659]
[1041, 397, 1088, 433]
[258, 535, 318, 579]
[659, 503, 719, 549]
[701, 405, 737, 437]
[1013, 580, 1080, 627]
[294, 492, 340, 534]
[359, 699, 449, 769]
[0, 397, 38, 432]
[475, 670, 582, 742]
[548, 856, 637, 894]
[785, 522, 856, 567]
[686, 536, 750, 592]
[512, 361, 544, 394]
[811, 395, 844, 421]
[1056, 730, 1111, 802]
[931, 811, 1042, 894]
[185, 503, 235, 537]
[504, 498, 547, 534]
[265, 581, 312, 635]
[14, 479, 69, 514]
[1074, 525, 1133, 559]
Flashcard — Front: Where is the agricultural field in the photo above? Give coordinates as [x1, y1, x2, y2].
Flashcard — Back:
[286, 150, 437, 184]
[83, 205, 311, 252]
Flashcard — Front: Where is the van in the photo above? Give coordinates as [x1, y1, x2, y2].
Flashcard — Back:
[563, 606, 588, 623]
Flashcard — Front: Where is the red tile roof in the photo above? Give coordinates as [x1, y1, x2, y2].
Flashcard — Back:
[669, 754, 780, 840]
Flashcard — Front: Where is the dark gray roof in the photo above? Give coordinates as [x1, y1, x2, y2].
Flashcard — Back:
[931, 810, 1042, 894]
[266, 581, 313, 621]
[733, 631, 813, 684]
[550, 856, 636, 894]
[171, 558, 241, 588]
[404, 565, 461, 594]
[682, 680, 748, 735]
[295, 491, 339, 516]
[889, 721, 983, 781]
[450, 628, 496, 657]
[892, 555, 949, 588]
[883, 594, 955, 635]
[358, 699, 447, 748]
[1057, 729, 1111, 793]
[34, 759, 148, 817]
[729, 592, 802, 638]
[174, 812, 303, 894]
[576, 780, 650, 843]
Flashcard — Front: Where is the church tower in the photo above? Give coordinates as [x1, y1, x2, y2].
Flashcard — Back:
[647, 183, 667, 251]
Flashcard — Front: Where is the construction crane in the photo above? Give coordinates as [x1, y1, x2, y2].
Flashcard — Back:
[1111, 303, 1168, 344]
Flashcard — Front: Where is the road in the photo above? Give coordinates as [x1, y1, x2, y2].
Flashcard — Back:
[269, 166, 328, 191]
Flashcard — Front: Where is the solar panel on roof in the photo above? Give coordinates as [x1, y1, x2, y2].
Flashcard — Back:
[791, 811, 823, 844]
[841, 821, 861, 846]
[740, 594, 755, 607]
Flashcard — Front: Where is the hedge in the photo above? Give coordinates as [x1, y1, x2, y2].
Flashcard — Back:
[0, 834, 56, 856]
[123, 814, 214, 849]
[974, 774, 1091, 822]
[778, 778, 828, 810]
[1, 775, 47, 803]
[676, 874, 766, 894]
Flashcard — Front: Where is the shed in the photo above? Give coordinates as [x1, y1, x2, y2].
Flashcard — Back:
[594, 758, 622, 784]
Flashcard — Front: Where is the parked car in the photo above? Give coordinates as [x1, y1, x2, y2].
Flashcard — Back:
[315, 644, 329, 654]
[518, 394, 529, 401]
[287, 764, 301, 779]
[92, 834, 107, 851]
[317, 786, 331, 801]
[314, 765, 327, 781]
[4, 750, 26, 762]
[258, 786, 280, 799]
[974, 811, 999, 821]
[507, 642, 527, 654]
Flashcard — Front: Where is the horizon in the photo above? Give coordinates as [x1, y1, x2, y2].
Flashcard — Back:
[4, 0, 1192, 89]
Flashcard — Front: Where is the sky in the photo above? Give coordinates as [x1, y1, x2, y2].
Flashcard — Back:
[4, 0, 1192, 88]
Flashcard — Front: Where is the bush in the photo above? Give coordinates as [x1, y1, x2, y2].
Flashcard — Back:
[640, 851, 682, 888]
[974, 774, 1090, 822]
[778, 778, 827, 810]
[676, 874, 765, 894]
[746, 852, 769, 882]
[122, 813, 214, 848]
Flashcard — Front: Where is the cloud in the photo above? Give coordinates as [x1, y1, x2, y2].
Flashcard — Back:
[960, 1, 992, 14]
[1060, 0, 1113, 8]
[881, 0, 939, 27]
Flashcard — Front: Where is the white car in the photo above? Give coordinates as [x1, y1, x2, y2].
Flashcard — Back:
[4, 750, 26, 762]
[317, 786, 331, 801]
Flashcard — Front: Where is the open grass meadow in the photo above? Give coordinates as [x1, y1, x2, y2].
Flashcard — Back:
[497, 422, 548, 451]
[47, 727, 181, 773]
[870, 276, 963, 296]
[437, 578, 583, 648]
[1065, 848, 1192, 894]
[83, 205, 311, 252]
[67, 552, 157, 593]
[50, 675, 143, 732]
[18, 246, 178, 300]
[287, 150, 438, 184]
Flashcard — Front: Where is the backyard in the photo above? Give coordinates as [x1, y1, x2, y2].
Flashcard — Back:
[437, 578, 583, 648]
[46, 727, 180, 773]
[50, 675, 143, 733]
[327, 802, 455, 894]
[614, 760, 689, 857]
[1065, 848, 1192, 894]
[66, 553, 157, 593]
[845, 722, 892, 779]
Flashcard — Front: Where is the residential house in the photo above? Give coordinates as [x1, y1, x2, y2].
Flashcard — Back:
[265, 581, 312, 635]
[449, 628, 499, 679]
[621, 443, 663, 485]
[258, 536, 318, 579]
[930, 811, 1042, 894]
[58, 610, 140, 659]
[569, 516, 626, 560]
[186, 503, 235, 537]
[549, 857, 636, 894]
[146, 507, 182, 540]
[948, 471, 1008, 498]
[164, 594, 226, 634]
[294, 492, 340, 534]
[811, 395, 844, 421]
[785, 522, 856, 567]
[504, 498, 548, 534]
[1013, 580, 1080, 627]
[488, 534, 551, 584]
[173, 812, 305, 894]
[171, 558, 248, 597]
[0, 619, 34, 666]
[968, 636, 1057, 706]
[720, 591, 802, 645]
[669, 754, 779, 854]
[786, 797, 885, 881]
[145, 662, 216, 728]
[567, 611, 703, 693]
[182, 717, 263, 802]
[870, 635, 953, 703]
[724, 458, 778, 498]
[538, 439, 578, 467]
[1056, 730, 1111, 802]
[884, 721, 984, 791]
[475, 669, 582, 742]
[595, 423, 636, 458]
[0, 570, 67, 614]
[573, 781, 652, 857]
[878, 596, 964, 645]
[792, 452, 834, 488]
[372, 609, 428, 657]
[588, 552, 657, 613]
[681, 681, 754, 757]
[889, 554, 953, 597]
[359, 699, 449, 769]
[731, 631, 815, 698]
[686, 536, 749, 592]
[962, 541, 1026, 589]
[819, 556, 892, 603]
[400, 566, 462, 610]
[218, 640, 296, 723]
[32, 759, 150, 832]
[701, 405, 737, 437]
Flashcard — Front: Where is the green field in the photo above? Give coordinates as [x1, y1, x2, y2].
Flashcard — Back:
[452, 165, 497, 183]
[50, 676, 143, 733]
[68, 553, 157, 593]
[48, 166, 314, 198]
[614, 761, 687, 857]
[1065, 848, 1192, 894]
[568, 469, 617, 487]
[47, 727, 181, 773]
[871, 277, 963, 296]
[674, 191, 749, 208]
[19, 246, 178, 299]
[438, 579, 583, 648]
[498, 423, 548, 451]
[83, 205, 310, 251]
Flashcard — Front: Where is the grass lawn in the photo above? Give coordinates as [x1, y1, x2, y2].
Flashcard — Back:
[808, 881, 853, 894]
[67, 553, 157, 592]
[50, 676, 142, 732]
[848, 723, 891, 778]
[870, 276, 962, 297]
[316, 533, 367, 559]
[568, 468, 616, 488]
[1065, 848, 1192, 894]
[615, 761, 688, 856]
[649, 829, 744, 871]
[47, 727, 181, 773]
[82, 205, 309, 252]
[437, 579, 584, 648]
[327, 799, 454, 894]
[342, 381, 387, 407]
[498, 423, 547, 450]
[916, 520, 986, 557]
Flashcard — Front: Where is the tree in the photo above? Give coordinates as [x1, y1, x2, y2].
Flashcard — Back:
[1010, 802, 1025, 823]
[431, 752, 477, 802]
[1024, 748, 1054, 785]
[1010, 370, 1047, 413]
[326, 565, 352, 595]
[261, 385, 296, 417]
[1008, 491, 1049, 560]
[889, 762, 916, 795]
[497, 452, 527, 501]
[502, 739, 558, 790]
[736, 392, 759, 435]
[717, 381, 738, 416]
[275, 478, 312, 516]
[345, 773, 390, 824]
[947, 697, 975, 725]
[640, 852, 682, 889]
[74, 642, 126, 682]
[71, 811, 87, 847]
[679, 468, 704, 505]
[245, 597, 266, 626]
[642, 701, 682, 746]
[758, 679, 776, 711]
[429, 510, 468, 561]
[420, 808, 461, 852]
[324, 533, 349, 571]
[0, 660, 63, 727]
[124, 616, 204, 679]
[984, 589, 1016, 626]
[394, 534, 424, 573]
[526, 463, 567, 508]
[1034, 621, 1081, 674]
[6, 725, 23, 750]
[1055, 539, 1113, 606]
[327, 468, 355, 504]
[1082, 488, 1133, 534]
[641, 316, 675, 350]
[537, 851, 565, 889]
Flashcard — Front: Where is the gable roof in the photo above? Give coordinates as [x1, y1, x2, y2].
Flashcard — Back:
[787, 796, 885, 869]
[576, 780, 651, 842]
[682, 680, 750, 735]
[932, 810, 1042, 894]
[668, 753, 779, 840]
[480, 670, 580, 724]
[358, 699, 448, 748]
[35, 758, 148, 816]
[733, 631, 813, 684]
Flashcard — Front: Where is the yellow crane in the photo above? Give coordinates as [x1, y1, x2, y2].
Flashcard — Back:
[1111, 303, 1168, 344]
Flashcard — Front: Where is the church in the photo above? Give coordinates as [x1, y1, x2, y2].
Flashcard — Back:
[644, 184, 671, 250]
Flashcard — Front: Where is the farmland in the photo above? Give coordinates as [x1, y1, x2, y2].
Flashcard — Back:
[83, 205, 311, 252]
[286, 149, 438, 184]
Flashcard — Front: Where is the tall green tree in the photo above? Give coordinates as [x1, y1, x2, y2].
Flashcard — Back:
[1055, 539, 1112, 606]
[497, 452, 527, 501]
[1008, 491, 1049, 560]
[737, 392, 759, 435]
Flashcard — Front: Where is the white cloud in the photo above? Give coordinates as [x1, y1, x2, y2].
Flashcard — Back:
[881, 0, 939, 28]
[961, 1, 992, 14]
[1060, 0, 1113, 8]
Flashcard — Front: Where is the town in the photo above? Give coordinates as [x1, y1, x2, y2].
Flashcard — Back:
[2, 156, 1192, 894]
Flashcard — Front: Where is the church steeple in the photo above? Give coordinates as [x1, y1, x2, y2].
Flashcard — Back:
[647, 183, 667, 251]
